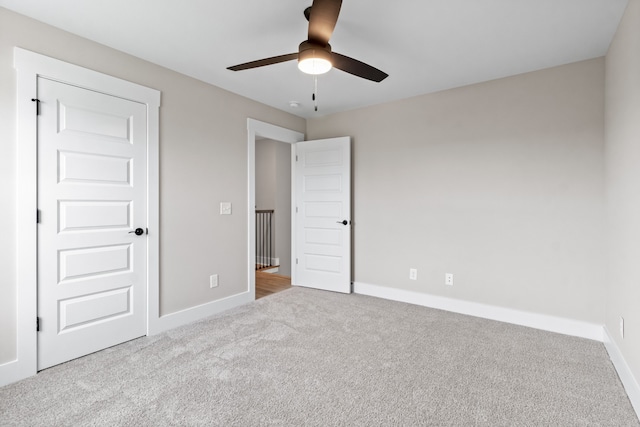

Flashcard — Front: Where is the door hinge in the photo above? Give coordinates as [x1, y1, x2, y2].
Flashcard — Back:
[296, 258, 299, 265]
[36, 209, 41, 223]
[36, 317, 40, 332]
[31, 98, 41, 115]
[295, 206, 298, 213]
[146, 228, 149, 235]
[296, 155, 298, 162]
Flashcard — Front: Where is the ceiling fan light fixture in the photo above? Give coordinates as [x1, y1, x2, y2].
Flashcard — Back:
[298, 57, 332, 75]
[298, 43, 332, 75]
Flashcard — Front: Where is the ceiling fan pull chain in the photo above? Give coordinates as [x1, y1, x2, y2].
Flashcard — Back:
[313, 75, 319, 112]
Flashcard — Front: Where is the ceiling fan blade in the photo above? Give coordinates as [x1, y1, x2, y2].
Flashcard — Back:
[227, 53, 298, 71]
[308, 0, 342, 45]
[331, 52, 388, 82]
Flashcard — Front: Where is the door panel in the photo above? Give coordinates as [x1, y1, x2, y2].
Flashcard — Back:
[58, 151, 132, 184]
[59, 287, 132, 332]
[294, 137, 351, 293]
[37, 77, 147, 370]
[58, 244, 132, 281]
[59, 201, 132, 232]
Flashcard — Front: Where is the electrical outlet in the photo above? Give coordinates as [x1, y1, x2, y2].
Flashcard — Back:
[620, 317, 624, 339]
[445, 273, 454, 286]
[409, 268, 418, 280]
[210, 274, 219, 288]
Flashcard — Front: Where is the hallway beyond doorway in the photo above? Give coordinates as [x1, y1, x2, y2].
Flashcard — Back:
[255, 271, 291, 299]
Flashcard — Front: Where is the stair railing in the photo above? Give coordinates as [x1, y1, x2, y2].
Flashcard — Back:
[255, 210, 274, 270]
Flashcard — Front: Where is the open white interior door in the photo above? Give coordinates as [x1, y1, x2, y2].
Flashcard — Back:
[294, 137, 351, 293]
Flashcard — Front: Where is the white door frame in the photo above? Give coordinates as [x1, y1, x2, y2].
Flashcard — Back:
[247, 119, 304, 297]
[10, 48, 160, 385]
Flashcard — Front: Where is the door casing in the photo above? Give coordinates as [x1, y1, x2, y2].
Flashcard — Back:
[12, 48, 160, 385]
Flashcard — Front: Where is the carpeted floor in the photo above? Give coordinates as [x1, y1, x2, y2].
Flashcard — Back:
[1, 287, 638, 426]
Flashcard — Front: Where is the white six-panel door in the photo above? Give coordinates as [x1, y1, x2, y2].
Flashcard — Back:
[294, 137, 351, 293]
[37, 77, 148, 369]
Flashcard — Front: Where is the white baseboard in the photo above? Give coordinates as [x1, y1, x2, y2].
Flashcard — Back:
[148, 290, 253, 335]
[353, 282, 603, 342]
[0, 359, 33, 388]
[603, 327, 640, 419]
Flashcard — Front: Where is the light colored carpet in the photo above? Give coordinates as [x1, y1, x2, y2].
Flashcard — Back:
[1, 287, 638, 426]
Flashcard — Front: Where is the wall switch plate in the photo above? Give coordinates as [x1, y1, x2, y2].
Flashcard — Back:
[210, 274, 219, 288]
[409, 268, 418, 280]
[445, 273, 454, 286]
[620, 317, 624, 339]
[220, 202, 232, 215]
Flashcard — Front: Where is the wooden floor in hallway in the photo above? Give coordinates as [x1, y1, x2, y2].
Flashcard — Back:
[255, 271, 291, 299]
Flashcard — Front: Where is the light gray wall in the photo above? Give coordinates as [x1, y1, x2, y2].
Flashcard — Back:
[255, 140, 276, 210]
[307, 58, 606, 324]
[255, 139, 292, 276]
[604, 0, 640, 390]
[0, 7, 305, 364]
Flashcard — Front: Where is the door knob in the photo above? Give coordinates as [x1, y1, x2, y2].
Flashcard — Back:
[336, 220, 348, 225]
[129, 228, 145, 236]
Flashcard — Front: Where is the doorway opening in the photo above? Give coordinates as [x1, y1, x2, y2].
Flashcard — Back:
[255, 138, 293, 299]
[246, 119, 304, 301]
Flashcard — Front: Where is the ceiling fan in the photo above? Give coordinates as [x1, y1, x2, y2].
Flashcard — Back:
[227, 0, 388, 83]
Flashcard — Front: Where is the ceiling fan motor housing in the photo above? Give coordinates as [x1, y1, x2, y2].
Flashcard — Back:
[298, 41, 333, 74]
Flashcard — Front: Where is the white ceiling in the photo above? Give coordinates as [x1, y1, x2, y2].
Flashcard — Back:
[0, 0, 628, 118]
